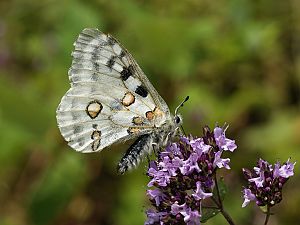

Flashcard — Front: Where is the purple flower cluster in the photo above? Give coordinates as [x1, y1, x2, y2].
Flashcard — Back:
[242, 158, 296, 208]
[145, 126, 237, 225]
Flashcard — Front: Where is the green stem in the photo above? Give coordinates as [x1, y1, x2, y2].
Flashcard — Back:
[220, 208, 235, 225]
[264, 206, 271, 225]
[213, 174, 235, 225]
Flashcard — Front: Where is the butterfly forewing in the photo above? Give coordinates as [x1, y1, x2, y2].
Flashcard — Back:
[56, 28, 171, 153]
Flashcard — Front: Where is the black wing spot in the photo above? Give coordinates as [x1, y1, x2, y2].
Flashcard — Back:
[119, 50, 126, 58]
[135, 85, 148, 98]
[107, 57, 116, 69]
[120, 65, 133, 81]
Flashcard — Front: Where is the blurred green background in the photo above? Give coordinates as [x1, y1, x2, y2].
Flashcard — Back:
[0, 0, 299, 224]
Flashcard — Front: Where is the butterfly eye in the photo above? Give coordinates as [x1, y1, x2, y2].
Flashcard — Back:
[175, 115, 181, 124]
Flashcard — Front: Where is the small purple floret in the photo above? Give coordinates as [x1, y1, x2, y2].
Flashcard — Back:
[213, 151, 230, 169]
[148, 168, 171, 187]
[248, 171, 265, 188]
[190, 138, 211, 156]
[171, 202, 188, 215]
[145, 209, 168, 225]
[214, 127, 237, 152]
[180, 153, 201, 175]
[242, 188, 257, 208]
[192, 181, 213, 201]
[147, 189, 167, 206]
[182, 208, 201, 225]
[278, 159, 296, 178]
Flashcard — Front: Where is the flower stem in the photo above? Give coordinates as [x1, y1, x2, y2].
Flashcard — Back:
[213, 174, 235, 225]
[220, 208, 235, 225]
[264, 206, 271, 225]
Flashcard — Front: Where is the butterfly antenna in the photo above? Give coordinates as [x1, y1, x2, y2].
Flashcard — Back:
[175, 96, 190, 115]
[175, 96, 189, 136]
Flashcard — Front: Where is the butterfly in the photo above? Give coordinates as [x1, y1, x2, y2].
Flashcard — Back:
[56, 28, 188, 174]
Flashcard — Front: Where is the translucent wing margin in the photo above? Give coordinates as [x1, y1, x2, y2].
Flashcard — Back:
[56, 28, 170, 153]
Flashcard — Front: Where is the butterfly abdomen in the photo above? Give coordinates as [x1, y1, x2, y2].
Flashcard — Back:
[117, 134, 153, 174]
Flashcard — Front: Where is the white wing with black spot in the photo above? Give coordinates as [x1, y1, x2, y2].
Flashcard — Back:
[56, 28, 171, 153]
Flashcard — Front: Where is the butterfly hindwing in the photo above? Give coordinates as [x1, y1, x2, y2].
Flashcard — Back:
[56, 28, 170, 153]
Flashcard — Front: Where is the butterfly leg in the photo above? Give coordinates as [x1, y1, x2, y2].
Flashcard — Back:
[146, 154, 151, 165]
[163, 134, 171, 146]
[164, 128, 178, 146]
[175, 127, 183, 136]
[151, 142, 159, 157]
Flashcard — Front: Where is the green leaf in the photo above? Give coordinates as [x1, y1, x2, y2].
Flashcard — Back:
[213, 177, 228, 202]
[201, 208, 221, 223]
